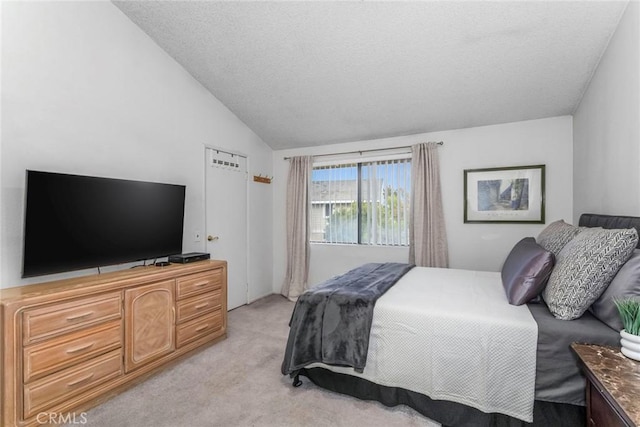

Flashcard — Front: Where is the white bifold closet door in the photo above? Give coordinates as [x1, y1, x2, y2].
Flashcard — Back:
[205, 148, 248, 310]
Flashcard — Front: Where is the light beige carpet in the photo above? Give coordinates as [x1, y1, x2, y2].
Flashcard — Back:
[73, 294, 438, 427]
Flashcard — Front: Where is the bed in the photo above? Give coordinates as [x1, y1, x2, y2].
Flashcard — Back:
[281, 213, 640, 426]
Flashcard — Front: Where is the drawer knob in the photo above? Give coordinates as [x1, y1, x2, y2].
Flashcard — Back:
[67, 373, 94, 387]
[195, 324, 209, 332]
[194, 281, 209, 288]
[66, 342, 95, 354]
[66, 311, 94, 322]
[195, 303, 209, 310]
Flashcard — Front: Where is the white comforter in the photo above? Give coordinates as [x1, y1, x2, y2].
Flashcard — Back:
[308, 267, 538, 422]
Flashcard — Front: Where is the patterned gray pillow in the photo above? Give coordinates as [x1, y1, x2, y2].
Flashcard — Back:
[542, 227, 639, 320]
[536, 220, 581, 256]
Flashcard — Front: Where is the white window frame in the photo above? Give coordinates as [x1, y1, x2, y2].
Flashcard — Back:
[310, 154, 411, 246]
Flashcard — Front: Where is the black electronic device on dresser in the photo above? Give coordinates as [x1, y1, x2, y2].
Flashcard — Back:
[169, 252, 211, 264]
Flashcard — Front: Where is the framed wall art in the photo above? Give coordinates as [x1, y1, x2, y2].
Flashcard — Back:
[464, 164, 545, 223]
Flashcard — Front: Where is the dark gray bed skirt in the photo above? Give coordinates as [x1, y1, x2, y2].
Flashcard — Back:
[298, 367, 584, 427]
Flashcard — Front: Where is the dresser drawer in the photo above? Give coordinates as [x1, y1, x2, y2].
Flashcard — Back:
[23, 349, 123, 419]
[589, 382, 628, 427]
[23, 292, 122, 344]
[24, 321, 122, 383]
[176, 310, 223, 348]
[176, 289, 222, 324]
[176, 270, 222, 300]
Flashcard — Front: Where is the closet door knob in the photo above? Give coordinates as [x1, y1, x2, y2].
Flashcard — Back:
[207, 235, 219, 242]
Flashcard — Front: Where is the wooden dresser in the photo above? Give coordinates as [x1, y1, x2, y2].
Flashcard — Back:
[0, 260, 227, 427]
[572, 343, 640, 427]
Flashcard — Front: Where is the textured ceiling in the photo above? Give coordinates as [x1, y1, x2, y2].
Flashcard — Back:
[113, 1, 628, 150]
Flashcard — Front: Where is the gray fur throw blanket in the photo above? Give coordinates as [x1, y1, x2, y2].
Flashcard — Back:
[281, 262, 414, 376]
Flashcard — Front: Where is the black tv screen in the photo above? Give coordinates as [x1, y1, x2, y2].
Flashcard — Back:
[23, 170, 186, 277]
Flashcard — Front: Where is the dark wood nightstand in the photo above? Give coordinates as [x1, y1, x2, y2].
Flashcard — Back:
[571, 343, 640, 427]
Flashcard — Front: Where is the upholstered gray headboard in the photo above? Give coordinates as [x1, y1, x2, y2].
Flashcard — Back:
[579, 213, 640, 249]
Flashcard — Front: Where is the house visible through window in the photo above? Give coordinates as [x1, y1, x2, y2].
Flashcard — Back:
[310, 158, 411, 246]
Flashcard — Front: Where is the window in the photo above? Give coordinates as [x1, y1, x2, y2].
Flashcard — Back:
[310, 158, 411, 246]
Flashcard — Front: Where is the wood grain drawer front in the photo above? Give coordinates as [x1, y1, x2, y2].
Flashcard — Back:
[124, 280, 175, 373]
[24, 321, 122, 383]
[176, 269, 222, 300]
[23, 349, 123, 419]
[176, 310, 223, 348]
[23, 293, 122, 344]
[176, 290, 222, 324]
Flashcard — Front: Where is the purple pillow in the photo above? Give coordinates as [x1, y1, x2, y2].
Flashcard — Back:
[502, 237, 555, 305]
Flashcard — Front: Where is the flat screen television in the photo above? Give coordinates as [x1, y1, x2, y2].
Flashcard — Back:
[23, 170, 186, 278]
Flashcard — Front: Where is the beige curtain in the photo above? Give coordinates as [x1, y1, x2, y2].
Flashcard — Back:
[281, 156, 313, 300]
[409, 142, 449, 267]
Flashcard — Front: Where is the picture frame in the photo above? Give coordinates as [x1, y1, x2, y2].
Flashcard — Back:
[464, 164, 545, 223]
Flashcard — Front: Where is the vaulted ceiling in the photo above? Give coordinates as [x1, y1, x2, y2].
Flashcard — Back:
[113, 1, 628, 150]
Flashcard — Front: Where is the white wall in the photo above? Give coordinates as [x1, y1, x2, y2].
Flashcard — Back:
[0, 0, 3, 287]
[1, 2, 273, 297]
[273, 116, 573, 291]
[573, 1, 640, 222]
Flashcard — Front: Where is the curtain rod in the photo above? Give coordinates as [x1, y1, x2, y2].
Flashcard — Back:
[283, 141, 443, 160]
